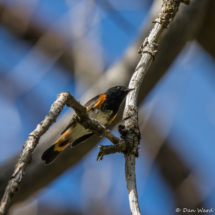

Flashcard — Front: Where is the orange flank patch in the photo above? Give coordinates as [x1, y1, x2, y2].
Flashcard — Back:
[108, 114, 117, 124]
[93, 94, 106, 109]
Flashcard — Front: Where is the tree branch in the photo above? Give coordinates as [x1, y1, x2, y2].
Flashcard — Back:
[0, 92, 120, 215]
[0, 93, 69, 214]
[119, 0, 188, 214]
[97, 142, 129, 161]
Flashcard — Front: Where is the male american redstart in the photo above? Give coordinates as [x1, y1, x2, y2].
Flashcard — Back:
[41, 86, 134, 165]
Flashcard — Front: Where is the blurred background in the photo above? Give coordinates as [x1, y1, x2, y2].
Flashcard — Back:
[0, 0, 215, 214]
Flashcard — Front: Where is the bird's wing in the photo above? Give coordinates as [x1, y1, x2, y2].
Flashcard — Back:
[61, 94, 106, 135]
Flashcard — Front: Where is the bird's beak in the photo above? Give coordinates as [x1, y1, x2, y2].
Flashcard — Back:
[124, 88, 134, 92]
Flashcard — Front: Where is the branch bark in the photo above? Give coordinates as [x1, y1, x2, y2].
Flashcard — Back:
[97, 142, 128, 161]
[0, 92, 120, 215]
[118, 0, 189, 214]
[98, 1, 190, 213]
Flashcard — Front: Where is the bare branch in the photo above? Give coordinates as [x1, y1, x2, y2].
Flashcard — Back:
[119, 0, 189, 214]
[0, 93, 69, 214]
[97, 142, 130, 161]
[0, 92, 120, 214]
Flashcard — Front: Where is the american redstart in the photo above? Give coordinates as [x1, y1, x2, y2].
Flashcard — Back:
[42, 86, 134, 165]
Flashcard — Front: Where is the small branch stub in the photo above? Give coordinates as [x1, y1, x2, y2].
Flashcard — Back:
[97, 142, 129, 161]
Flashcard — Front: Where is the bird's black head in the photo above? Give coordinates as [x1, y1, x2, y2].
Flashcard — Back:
[102, 86, 134, 113]
[105, 86, 133, 97]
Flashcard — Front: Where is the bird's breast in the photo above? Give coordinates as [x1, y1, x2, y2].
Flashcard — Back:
[88, 108, 113, 125]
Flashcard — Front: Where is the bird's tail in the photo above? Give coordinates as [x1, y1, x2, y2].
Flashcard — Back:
[41, 133, 71, 165]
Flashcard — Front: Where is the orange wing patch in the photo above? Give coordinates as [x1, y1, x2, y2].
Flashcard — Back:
[54, 129, 71, 151]
[108, 114, 117, 124]
[54, 139, 69, 152]
[94, 94, 106, 109]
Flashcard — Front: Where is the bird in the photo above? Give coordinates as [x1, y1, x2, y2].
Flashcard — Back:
[41, 86, 134, 165]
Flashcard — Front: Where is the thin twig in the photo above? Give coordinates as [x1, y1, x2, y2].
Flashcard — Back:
[0, 92, 119, 215]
